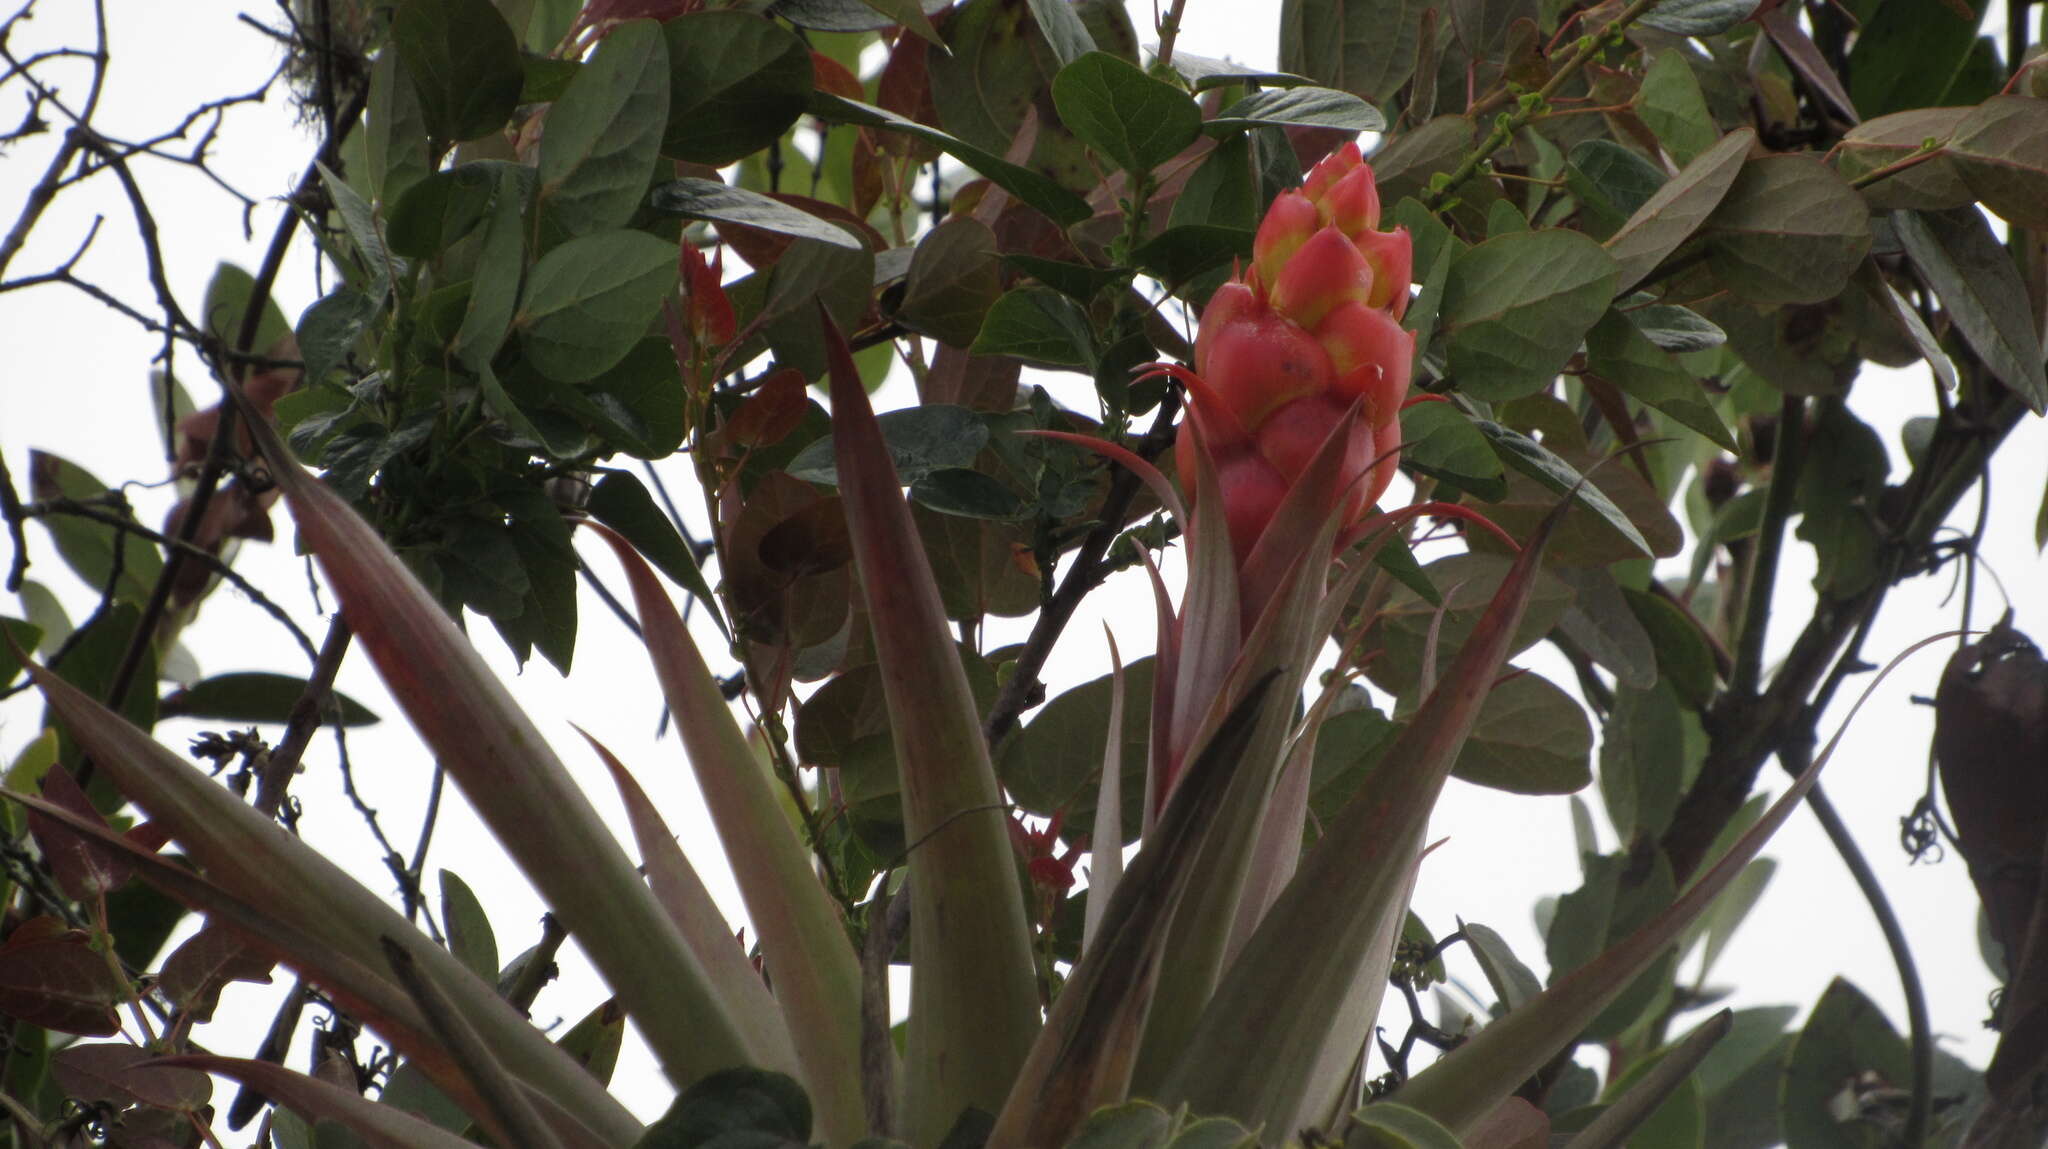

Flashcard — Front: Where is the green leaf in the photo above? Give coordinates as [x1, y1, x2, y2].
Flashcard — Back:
[1580, 1011, 1723, 1149]
[158, 673, 380, 727]
[1552, 566, 1657, 692]
[1452, 673, 1592, 795]
[897, 217, 1003, 347]
[1605, 128, 1753, 294]
[392, 0, 523, 143]
[1346, 1102, 1464, 1149]
[1000, 658, 1155, 845]
[453, 166, 528, 369]
[1623, 588, 1716, 707]
[1441, 230, 1619, 401]
[1641, 0, 1759, 34]
[1847, 0, 1989, 119]
[1167, 51, 1316, 92]
[1051, 52, 1201, 174]
[786, 404, 988, 485]
[911, 468, 1026, 520]
[1131, 224, 1255, 288]
[1948, 96, 2048, 230]
[1696, 1006, 1798, 1097]
[438, 870, 498, 982]
[1626, 302, 1726, 352]
[1473, 421, 1656, 559]
[660, 12, 812, 166]
[0, 619, 44, 690]
[200, 262, 291, 354]
[1703, 155, 1871, 306]
[294, 288, 380, 388]
[1279, 0, 1431, 107]
[972, 285, 1098, 369]
[1892, 207, 2048, 413]
[1836, 108, 1975, 214]
[1782, 979, 1912, 1149]
[1363, 552, 1574, 696]
[1600, 683, 1690, 842]
[366, 49, 433, 206]
[537, 19, 669, 236]
[26, 451, 164, 606]
[769, 0, 948, 31]
[1169, 133, 1258, 231]
[515, 229, 678, 383]
[1061, 1102, 1171, 1149]
[1566, 139, 1666, 237]
[1204, 86, 1384, 135]
[807, 91, 1093, 226]
[386, 165, 497, 258]
[644, 1068, 813, 1149]
[585, 471, 723, 637]
[649, 178, 862, 248]
[1024, 0, 1095, 65]
[1398, 401, 1507, 500]
[1637, 49, 1717, 166]
[1586, 310, 1736, 450]
[1795, 403, 1890, 595]
[1463, 921, 1542, 1011]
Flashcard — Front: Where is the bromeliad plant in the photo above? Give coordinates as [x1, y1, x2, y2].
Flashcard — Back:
[2, 0, 2045, 1148]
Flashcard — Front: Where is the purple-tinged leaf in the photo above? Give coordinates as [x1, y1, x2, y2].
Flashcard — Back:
[157, 925, 275, 1022]
[53, 1044, 211, 1112]
[584, 525, 866, 1145]
[227, 384, 772, 1097]
[29, 764, 128, 900]
[1133, 548, 1178, 835]
[1083, 629, 1128, 954]
[1397, 633, 1963, 1136]
[0, 934, 124, 1037]
[988, 676, 1281, 1149]
[157, 1057, 489, 1149]
[821, 304, 1040, 1144]
[10, 675, 641, 1146]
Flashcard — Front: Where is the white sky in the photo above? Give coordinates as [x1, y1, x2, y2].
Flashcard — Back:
[1, 0, 2043, 1133]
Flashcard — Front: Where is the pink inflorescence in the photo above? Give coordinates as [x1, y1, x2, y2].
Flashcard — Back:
[1174, 142, 1416, 562]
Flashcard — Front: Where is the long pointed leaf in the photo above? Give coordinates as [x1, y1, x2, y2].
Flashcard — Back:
[231, 389, 771, 1093]
[1134, 547, 1179, 834]
[578, 729, 796, 1066]
[1562, 1010, 1730, 1149]
[584, 526, 866, 1146]
[988, 676, 1281, 1149]
[162, 1058, 487, 1149]
[820, 305, 1040, 1144]
[1083, 629, 1128, 954]
[1157, 503, 1566, 1132]
[1396, 633, 1960, 1135]
[15, 670, 641, 1147]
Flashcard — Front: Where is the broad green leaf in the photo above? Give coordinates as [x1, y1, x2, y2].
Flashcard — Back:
[1205, 87, 1384, 135]
[973, 286, 1098, 369]
[649, 178, 862, 248]
[237, 404, 782, 1108]
[1167, 51, 1316, 92]
[1794, 403, 1890, 595]
[858, 0, 945, 46]
[807, 91, 1093, 225]
[660, 12, 811, 165]
[642, 1068, 812, 1149]
[296, 288, 380, 387]
[392, 0, 523, 143]
[911, 468, 1026, 520]
[584, 471, 723, 636]
[587, 530, 867, 1144]
[821, 311, 1039, 1145]
[318, 161, 404, 292]
[0, 619, 44, 690]
[897, 217, 1003, 348]
[1345, 1103, 1463, 1149]
[1703, 155, 1871, 305]
[1696, 1006, 1798, 1097]
[1473, 421, 1656, 558]
[1051, 52, 1202, 174]
[1001, 658, 1156, 844]
[1567, 139, 1666, 237]
[1551, 566, 1657, 692]
[1696, 857, 1774, 983]
[785, 404, 988, 486]
[1623, 588, 1716, 708]
[201, 262, 292, 353]
[1586, 310, 1737, 450]
[1169, 134, 1258, 231]
[26, 451, 164, 607]
[760, 238, 877, 377]
[1892, 208, 2048, 413]
[1131, 225, 1254, 287]
[537, 20, 668, 236]
[1279, 0, 1431, 107]
[453, 166, 528, 369]
[1874, 277, 1958, 391]
[158, 672, 379, 727]
[557, 999, 626, 1087]
[1463, 921, 1542, 1011]
[1024, 0, 1095, 64]
[387, 165, 495, 259]
[515, 229, 677, 383]
[438, 870, 498, 983]
[1637, 50, 1717, 166]
[1640, 0, 1759, 34]
[1600, 684, 1690, 842]
[1363, 552, 1574, 697]
[1061, 1102, 1171, 1149]
[1836, 108, 1975, 214]
[768, 0, 947, 30]
[1605, 128, 1753, 294]
[1441, 230, 1619, 401]
[1847, 0, 1990, 118]
[366, 49, 432, 205]
[1781, 979, 1911, 1149]
[1453, 673, 1592, 795]
[1399, 401, 1507, 501]
[1626, 302, 1726, 353]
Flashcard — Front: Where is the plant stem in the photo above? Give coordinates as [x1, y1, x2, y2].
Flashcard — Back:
[1155, 0, 1191, 72]
[1423, 0, 1664, 210]
[1731, 394, 1806, 700]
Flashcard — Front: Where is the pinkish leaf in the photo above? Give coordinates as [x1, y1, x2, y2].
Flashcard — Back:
[157, 925, 275, 1022]
[30, 764, 128, 900]
[54, 1044, 212, 1112]
[0, 935, 124, 1037]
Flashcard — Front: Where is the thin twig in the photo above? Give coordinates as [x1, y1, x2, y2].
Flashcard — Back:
[253, 616, 353, 816]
